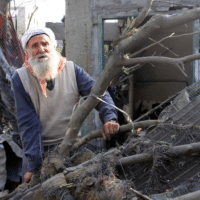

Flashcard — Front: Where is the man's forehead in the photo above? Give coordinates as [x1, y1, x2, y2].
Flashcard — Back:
[28, 34, 51, 45]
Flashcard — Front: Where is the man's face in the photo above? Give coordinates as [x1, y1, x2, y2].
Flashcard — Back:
[26, 34, 60, 81]
[27, 34, 55, 60]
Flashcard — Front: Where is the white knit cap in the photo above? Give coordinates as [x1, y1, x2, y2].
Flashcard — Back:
[21, 26, 57, 50]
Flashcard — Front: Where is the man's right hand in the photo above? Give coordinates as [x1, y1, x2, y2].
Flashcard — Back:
[24, 172, 34, 183]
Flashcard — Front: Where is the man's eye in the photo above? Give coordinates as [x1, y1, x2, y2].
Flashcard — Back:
[43, 42, 48, 46]
[32, 44, 37, 48]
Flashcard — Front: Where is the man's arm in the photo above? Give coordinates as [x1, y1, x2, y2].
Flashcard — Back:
[74, 64, 118, 122]
[11, 71, 44, 181]
[74, 64, 119, 139]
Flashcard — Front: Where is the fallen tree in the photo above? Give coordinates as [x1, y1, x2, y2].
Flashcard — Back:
[58, 1, 200, 157]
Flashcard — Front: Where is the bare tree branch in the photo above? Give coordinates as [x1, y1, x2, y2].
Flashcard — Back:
[168, 190, 200, 200]
[148, 37, 179, 57]
[72, 120, 163, 151]
[119, 142, 200, 166]
[130, 188, 153, 200]
[118, 8, 200, 54]
[130, 31, 200, 58]
[132, 0, 154, 29]
[121, 0, 153, 39]
[123, 53, 200, 77]
[27, 6, 38, 30]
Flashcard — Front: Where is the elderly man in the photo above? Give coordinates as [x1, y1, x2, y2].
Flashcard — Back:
[11, 27, 119, 183]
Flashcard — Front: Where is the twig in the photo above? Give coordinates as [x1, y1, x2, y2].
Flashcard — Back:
[149, 62, 155, 67]
[148, 37, 179, 57]
[123, 64, 143, 74]
[129, 31, 200, 58]
[130, 187, 153, 200]
[27, 6, 38, 30]
[176, 62, 187, 76]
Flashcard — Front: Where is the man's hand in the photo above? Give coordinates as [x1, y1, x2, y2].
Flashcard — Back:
[101, 121, 120, 140]
[24, 172, 34, 183]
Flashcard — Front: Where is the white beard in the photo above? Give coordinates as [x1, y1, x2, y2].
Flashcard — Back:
[28, 49, 60, 81]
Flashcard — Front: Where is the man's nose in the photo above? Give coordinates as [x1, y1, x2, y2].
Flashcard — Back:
[37, 45, 45, 54]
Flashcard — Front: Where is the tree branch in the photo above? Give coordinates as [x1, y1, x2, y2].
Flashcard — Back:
[130, 31, 200, 58]
[118, 8, 200, 54]
[130, 188, 153, 200]
[123, 53, 200, 77]
[72, 120, 163, 151]
[168, 190, 200, 200]
[119, 142, 200, 166]
[27, 6, 38, 30]
[132, 0, 154, 28]
[148, 37, 179, 57]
